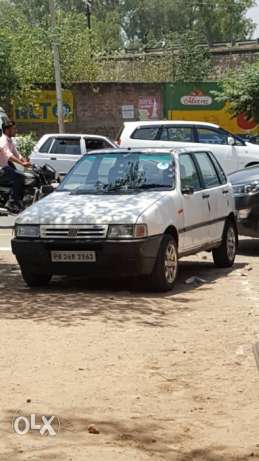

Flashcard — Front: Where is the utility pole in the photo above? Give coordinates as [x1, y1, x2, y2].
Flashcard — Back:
[49, 0, 65, 133]
[84, 0, 93, 55]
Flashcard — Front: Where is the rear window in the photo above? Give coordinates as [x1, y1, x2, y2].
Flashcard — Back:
[131, 126, 160, 140]
[85, 138, 111, 151]
[50, 138, 81, 155]
[39, 137, 53, 153]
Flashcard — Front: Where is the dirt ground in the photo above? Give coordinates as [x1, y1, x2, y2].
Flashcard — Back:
[1, 238, 259, 460]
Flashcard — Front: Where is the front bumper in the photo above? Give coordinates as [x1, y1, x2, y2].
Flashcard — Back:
[11, 236, 163, 277]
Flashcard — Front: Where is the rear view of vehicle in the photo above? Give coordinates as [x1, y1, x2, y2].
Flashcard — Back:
[30, 134, 117, 178]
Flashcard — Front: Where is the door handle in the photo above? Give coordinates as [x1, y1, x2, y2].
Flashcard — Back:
[222, 190, 229, 195]
[50, 157, 57, 160]
[202, 193, 210, 199]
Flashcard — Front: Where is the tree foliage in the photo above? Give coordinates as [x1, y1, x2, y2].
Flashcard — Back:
[215, 64, 259, 122]
[0, 0, 256, 96]
[0, 31, 17, 100]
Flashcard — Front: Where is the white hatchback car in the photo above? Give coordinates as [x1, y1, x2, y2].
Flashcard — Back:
[118, 121, 259, 174]
[30, 133, 117, 177]
[12, 148, 237, 291]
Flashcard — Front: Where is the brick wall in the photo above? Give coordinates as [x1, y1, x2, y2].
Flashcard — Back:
[16, 82, 163, 140]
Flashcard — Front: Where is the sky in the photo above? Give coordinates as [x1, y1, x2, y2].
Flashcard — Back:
[247, 1, 259, 38]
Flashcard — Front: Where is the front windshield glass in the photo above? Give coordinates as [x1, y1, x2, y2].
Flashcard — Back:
[58, 151, 176, 194]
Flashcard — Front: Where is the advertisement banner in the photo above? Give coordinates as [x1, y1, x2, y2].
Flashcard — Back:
[164, 82, 259, 135]
[15, 90, 74, 124]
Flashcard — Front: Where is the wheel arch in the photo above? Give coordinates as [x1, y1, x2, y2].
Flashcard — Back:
[164, 225, 179, 247]
[245, 162, 259, 168]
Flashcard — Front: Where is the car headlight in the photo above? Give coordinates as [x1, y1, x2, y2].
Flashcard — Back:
[107, 224, 148, 239]
[233, 182, 259, 195]
[15, 225, 40, 238]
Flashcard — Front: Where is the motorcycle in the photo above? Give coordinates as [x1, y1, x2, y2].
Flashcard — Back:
[0, 164, 57, 215]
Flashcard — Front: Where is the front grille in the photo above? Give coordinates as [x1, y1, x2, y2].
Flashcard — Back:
[40, 225, 108, 239]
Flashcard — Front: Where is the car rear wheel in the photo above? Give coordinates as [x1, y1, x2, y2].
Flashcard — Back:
[212, 220, 237, 268]
[21, 269, 52, 288]
[149, 234, 178, 292]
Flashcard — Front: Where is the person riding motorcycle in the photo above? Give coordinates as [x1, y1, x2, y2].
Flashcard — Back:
[0, 120, 31, 213]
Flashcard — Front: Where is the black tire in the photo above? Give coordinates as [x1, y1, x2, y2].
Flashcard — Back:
[212, 220, 237, 268]
[149, 234, 178, 292]
[21, 269, 52, 288]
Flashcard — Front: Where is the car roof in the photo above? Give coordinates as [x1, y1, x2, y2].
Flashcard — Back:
[40, 133, 111, 139]
[123, 120, 220, 129]
[86, 147, 213, 156]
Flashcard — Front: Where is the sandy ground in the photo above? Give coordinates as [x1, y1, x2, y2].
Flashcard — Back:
[1, 238, 259, 460]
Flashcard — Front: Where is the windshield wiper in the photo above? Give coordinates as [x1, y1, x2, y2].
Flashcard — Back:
[136, 183, 173, 190]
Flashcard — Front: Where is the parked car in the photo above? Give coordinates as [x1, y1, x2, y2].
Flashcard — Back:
[117, 121, 259, 174]
[30, 133, 117, 177]
[12, 148, 237, 290]
[229, 165, 259, 238]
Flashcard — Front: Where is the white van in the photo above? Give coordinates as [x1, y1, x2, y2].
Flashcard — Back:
[118, 121, 259, 174]
[12, 148, 237, 291]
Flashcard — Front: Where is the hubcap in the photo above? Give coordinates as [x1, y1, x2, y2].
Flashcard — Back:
[227, 226, 236, 261]
[164, 242, 178, 284]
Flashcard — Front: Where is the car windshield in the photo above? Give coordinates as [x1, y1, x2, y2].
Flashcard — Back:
[58, 151, 175, 194]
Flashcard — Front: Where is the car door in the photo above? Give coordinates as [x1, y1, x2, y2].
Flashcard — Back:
[193, 151, 229, 242]
[47, 136, 82, 176]
[179, 153, 211, 251]
[195, 126, 238, 174]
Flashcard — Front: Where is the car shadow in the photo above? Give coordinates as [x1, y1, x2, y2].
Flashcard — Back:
[238, 237, 259, 257]
[0, 253, 248, 327]
[2, 407, 256, 461]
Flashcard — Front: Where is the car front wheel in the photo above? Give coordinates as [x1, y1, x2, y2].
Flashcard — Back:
[21, 269, 52, 288]
[149, 234, 178, 292]
[212, 220, 237, 268]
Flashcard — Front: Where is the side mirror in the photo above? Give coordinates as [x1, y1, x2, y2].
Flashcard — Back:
[228, 136, 235, 146]
[41, 184, 54, 196]
[182, 186, 194, 195]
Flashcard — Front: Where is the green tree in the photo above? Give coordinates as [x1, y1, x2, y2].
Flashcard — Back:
[174, 32, 211, 82]
[0, 31, 17, 100]
[214, 63, 259, 122]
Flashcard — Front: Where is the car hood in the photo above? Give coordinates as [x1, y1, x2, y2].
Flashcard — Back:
[16, 191, 167, 225]
[229, 166, 259, 185]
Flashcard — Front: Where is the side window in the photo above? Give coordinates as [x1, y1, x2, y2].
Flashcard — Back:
[85, 138, 110, 151]
[39, 137, 53, 153]
[131, 126, 160, 140]
[179, 154, 202, 191]
[194, 152, 221, 188]
[50, 138, 81, 155]
[209, 153, 227, 184]
[161, 126, 194, 142]
[197, 128, 228, 145]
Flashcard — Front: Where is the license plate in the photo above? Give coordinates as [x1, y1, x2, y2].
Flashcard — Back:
[51, 251, 96, 262]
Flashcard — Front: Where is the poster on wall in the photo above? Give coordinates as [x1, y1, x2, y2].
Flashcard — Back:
[164, 82, 259, 135]
[138, 96, 161, 120]
[121, 105, 135, 119]
[14, 90, 74, 124]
